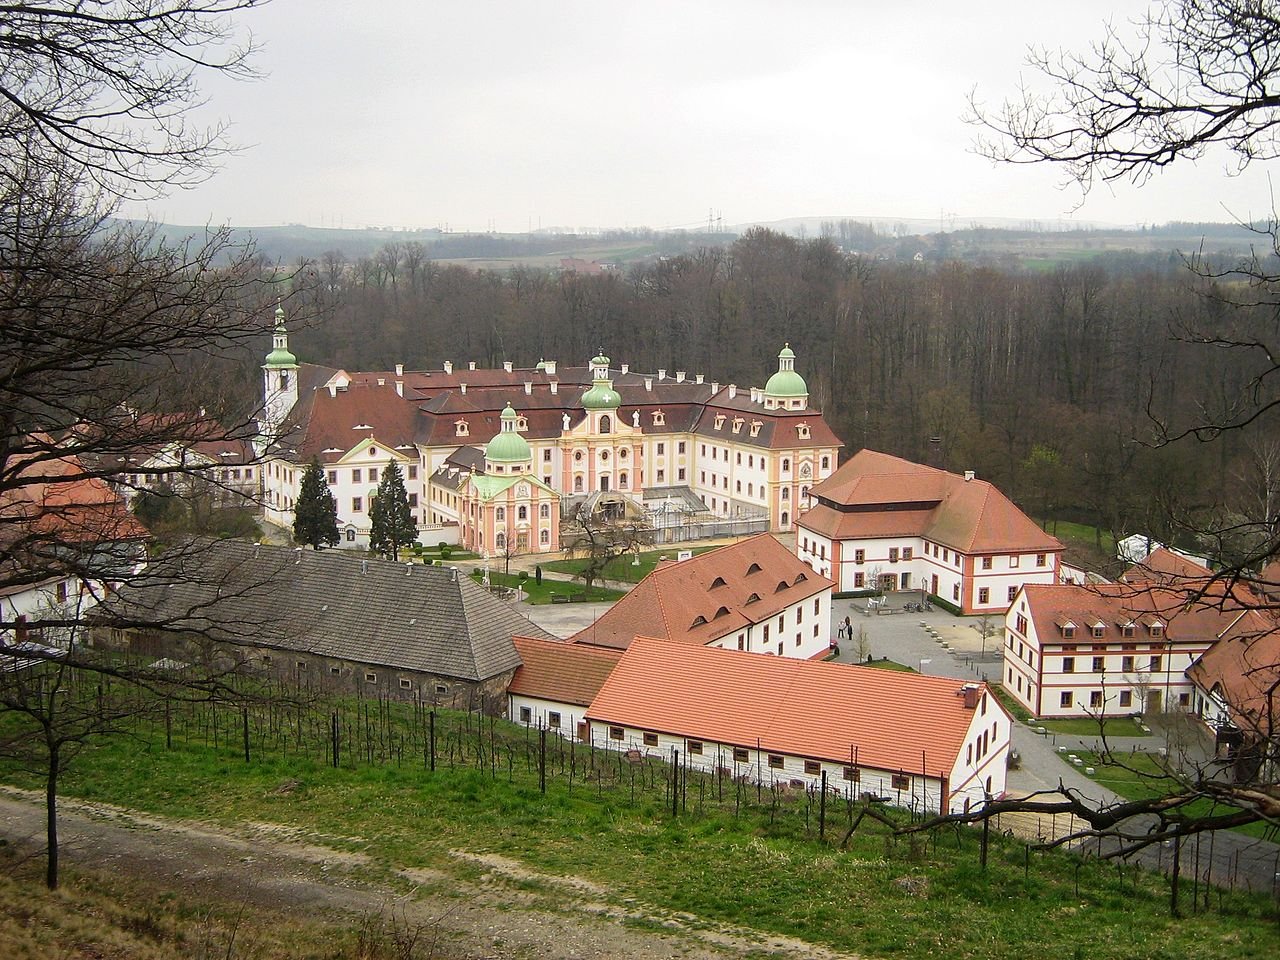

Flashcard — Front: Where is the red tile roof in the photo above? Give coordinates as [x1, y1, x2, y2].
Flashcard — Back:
[509, 636, 624, 706]
[1123, 547, 1212, 584]
[1186, 612, 1280, 734]
[801, 449, 1060, 555]
[570, 534, 832, 649]
[287, 380, 421, 463]
[587, 638, 995, 774]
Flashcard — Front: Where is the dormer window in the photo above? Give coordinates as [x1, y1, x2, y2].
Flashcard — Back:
[746, 592, 761, 604]
[710, 576, 727, 589]
[652, 410, 665, 426]
[516, 416, 528, 431]
[714, 414, 725, 430]
[1121, 623, 1135, 638]
[750, 420, 762, 437]
[746, 562, 762, 575]
[691, 615, 707, 627]
[797, 423, 811, 440]
[1060, 623, 1076, 639]
[455, 420, 469, 437]
[732, 417, 744, 434]
[1149, 623, 1165, 638]
[713, 605, 730, 619]
[775, 580, 789, 593]
[1091, 625, 1105, 639]
[793, 572, 807, 584]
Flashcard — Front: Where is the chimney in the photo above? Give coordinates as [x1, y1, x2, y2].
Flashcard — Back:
[444, 360, 453, 375]
[696, 373, 704, 384]
[676, 371, 686, 383]
[327, 384, 337, 398]
[469, 361, 477, 371]
[377, 377, 385, 386]
[545, 360, 556, 376]
[727, 384, 737, 400]
[503, 361, 513, 373]
[524, 381, 533, 395]
[294, 547, 303, 564]
[964, 470, 975, 482]
[460, 382, 467, 394]
[960, 684, 981, 709]
[395, 363, 404, 376]
[395, 381, 403, 397]
[644, 378, 653, 392]
[621, 363, 629, 375]
[406, 563, 413, 576]
[361, 559, 369, 574]
[450, 566, 458, 582]
[549, 380, 558, 395]
[657, 368, 666, 380]
[711, 381, 720, 393]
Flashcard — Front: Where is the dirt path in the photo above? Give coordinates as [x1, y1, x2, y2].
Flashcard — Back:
[0, 787, 857, 960]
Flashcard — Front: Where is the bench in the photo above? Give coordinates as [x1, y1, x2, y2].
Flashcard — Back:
[550, 595, 570, 604]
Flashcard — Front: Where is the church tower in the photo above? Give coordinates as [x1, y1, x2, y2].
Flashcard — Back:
[258, 304, 299, 451]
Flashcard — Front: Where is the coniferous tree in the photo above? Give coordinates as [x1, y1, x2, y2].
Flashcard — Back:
[369, 460, 416, 559]
[292, 459, 340, 548]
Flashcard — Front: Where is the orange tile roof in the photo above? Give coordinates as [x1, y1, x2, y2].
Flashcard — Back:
[0, 448, 147, 546]
[570, 534, 832, 649]
[1123, 547, 1212, 584]
[510, 636, 624, 706]
[1020, 580, 1268, 646]
[802, 449, 1060, 554]
[1186, 611, 1280, 734]
[587, 638, 995, 774]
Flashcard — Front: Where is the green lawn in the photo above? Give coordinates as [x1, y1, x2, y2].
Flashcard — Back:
[1032, 715, 1151, 738]
[469, 568, 624, 604]
[989, 683, 1035, 723]
[1071, 750, 1278, 841]
[0, 697, 1271, 960]
[540, 545, 718, 583]
[854, 658, 917, 672]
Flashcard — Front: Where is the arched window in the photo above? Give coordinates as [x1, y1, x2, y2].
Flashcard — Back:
[801, 485, 809, 499]
[574, 475, 584, 493]
[279, 371, 289, 389]
[781, 488, 789, 500]
[540, 529, 550, 545]
[619, 472, 628, 489]
[780, 511, 789, 527]
[599, 414, 612, 434]
[782, 458, 791, 472]
[496, 507, 505, 521]
[518, 505, 528, 521]
[496, 533, 506, 549]
[539, 503, 550, 519]
[747, 482, 753, 497]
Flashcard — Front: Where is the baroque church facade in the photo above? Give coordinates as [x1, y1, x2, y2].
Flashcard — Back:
[257, 311, 842, 554]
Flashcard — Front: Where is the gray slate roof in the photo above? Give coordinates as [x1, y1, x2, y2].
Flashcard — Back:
[103, 539, 550, 680]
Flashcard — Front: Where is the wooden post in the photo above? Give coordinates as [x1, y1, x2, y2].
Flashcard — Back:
[671, 748, 680, 818]
[1171, 836, 1182, 918]
[242, 707, 250, 763]
[539, 726, 547, 794]
[820, 770, 828, 841]
[429, 710, 436, 772]
[980, 813, 990, 870]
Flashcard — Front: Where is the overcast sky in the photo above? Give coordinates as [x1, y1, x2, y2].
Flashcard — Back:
[123, 0, 1275, 233]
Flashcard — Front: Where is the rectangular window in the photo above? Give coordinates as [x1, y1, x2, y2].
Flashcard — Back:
[854, 549, 865, 564]
[1092, 657, 1104, 672]
[687, 739, 703, 755]
[434, 684, 448, 695]
[519, 706, 532, 722]
[767, 754, 784, 769]
[1090, 691, 1104, 708]
[55, 580, 68, 602]
[408, 493, 418, 507]
[329, 665, 341, 675]
[353, 497, 363, 512]
[657, 469, 665, 483]
[657, 442, 665, 455]
[1009, 555, 1020, 568]
[853, 572, 864, 588]
[803, 760, 821, 775]
[1008, 586, 1017, 602]
[1122, 625, 1135, 638]
[813, 598, 820, 615]
[297, 660, 307, 671]
[1150, 624, 1165, 638]
[891, 774, 910, 790]
[978, 587, 989, 604]
[903, 547, 913, 560]
[368, 468, 378, 483]
[1063, 657, 1075, 673]
[1015, 614, 1028, 634]
[889, 547, 899, 563]
[609, 726, 624, 741]
[549, 712, 562, 729]
[1035, 553, 1046, 567]
[733, 746, 749, 763]
[981, 556, 993, 570]
[1122, 656, 1135, 672]
[365, 672, 377, 683]
[943, 549, 949, 562]
[1060, 691, 1073, 708]
[399, 678, 412, 689]
[678, 442, 686, 455]
[1119, 690, 1132, 708]
[352, 468, 361, 483]
[842, 766, 860, 781]
[1150, 655, 1163, 672]
[408, 465, 417, 480]
[641, 731, 657, 746]
[677, 468, 686, 481]
[327, 470, 338, 484]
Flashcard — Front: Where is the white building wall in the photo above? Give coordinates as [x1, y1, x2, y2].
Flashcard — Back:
[508, 694, 591, 741]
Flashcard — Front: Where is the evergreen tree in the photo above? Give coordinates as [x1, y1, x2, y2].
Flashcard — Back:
[369, 460, 417, 559]
[292, 459, 340, 548]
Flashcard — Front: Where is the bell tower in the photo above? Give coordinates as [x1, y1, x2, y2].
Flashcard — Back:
[258, 303, 299, 451]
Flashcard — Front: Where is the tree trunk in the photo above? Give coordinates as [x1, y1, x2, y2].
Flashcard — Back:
[46, 746, 59, 890]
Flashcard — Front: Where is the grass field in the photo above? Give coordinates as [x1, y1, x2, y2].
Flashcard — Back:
[467, 569, 625, 604]
[0, 695, 1274, 960]
[1032, 715, 1151, 738]
[540, 545, 718, 584]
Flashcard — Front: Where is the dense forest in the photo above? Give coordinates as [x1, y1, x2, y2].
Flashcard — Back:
[268, 227, 1276, 565]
